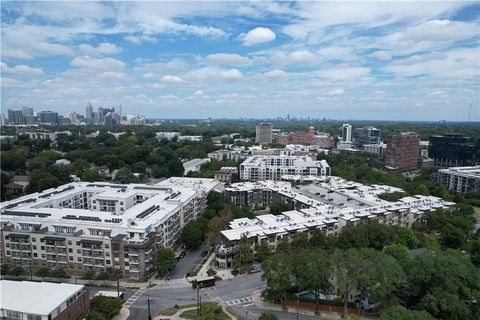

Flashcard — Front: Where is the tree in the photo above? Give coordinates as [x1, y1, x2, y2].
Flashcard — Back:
[88, 296, 123, 319]
[180, 220, 205, 249]
[81, 169, 104, 182]
[270, 200, 289, 215]
[391, 227, 420, 249]
[232, 236, 255, 274]
[383, 244, 409, 263]
[207, 191, 225, 213]
[167, 158, 184, 177]
[402, 250, 480, 320]
[293, 250, 331, 314]
[35, 267, 51, 277]
[114, 168, 138, 183]
[258, 313, 279, 320]
[255, 240, 271, 262]
[154, 248, 176, 275]
[309, 229, 336, 251]
[467, 239, 480, 267]
[290, 232, 309, 250]
[262, 253, 293, 309]
[333, 248, 405, 316]
[380, 305, 434, 320]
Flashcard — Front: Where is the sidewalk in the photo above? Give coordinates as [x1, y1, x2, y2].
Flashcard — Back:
[251, 292, 344, 320]
[113, 307, 130, 320]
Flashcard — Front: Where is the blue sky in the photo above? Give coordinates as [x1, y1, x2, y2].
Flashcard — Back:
[1, 1, 479, 120]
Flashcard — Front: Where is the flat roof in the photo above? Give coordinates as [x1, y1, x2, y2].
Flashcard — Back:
[0, 280, 84, 316]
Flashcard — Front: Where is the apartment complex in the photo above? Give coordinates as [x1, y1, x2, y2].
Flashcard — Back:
[214, 167, 239, 184]
[0, 280, 89, 320]
[0, 178, 222, 279]
[354, 127, 381, 145]
[207, 148, 250, 162]
[218, 177, 454, 267]
[239, 152, 330, 182]
[437, 166, 480, 193]
[255, 123, 273, 144]
[429, 133, 478, 166]
[276, 127, 334, 149]
[385, 132, 420, 172]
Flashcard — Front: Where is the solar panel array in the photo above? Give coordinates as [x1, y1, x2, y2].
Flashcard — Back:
[104, 218, 123, 224]
[2, 210, 51, 218]
[136, 205, 159, 219]
[63, 214, 102, 222]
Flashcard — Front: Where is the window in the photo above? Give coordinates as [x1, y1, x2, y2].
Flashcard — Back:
[41, 246, 45, 250]
[105, 244, 109, 249]
[32, 245, 37, 250]
[32, 237, 36, 242]
[6, 310, 21, 319]
[69, 256, 73, 261]
[27, 314, 41, 320]
[77, 257, 82, 262]
[68, 248, 73, 253]
[34, 253, 38, 257]
[68, 240, 72, 245]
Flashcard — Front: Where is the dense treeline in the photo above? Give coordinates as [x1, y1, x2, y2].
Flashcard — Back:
[258, 217, 480, 319]
[1, 129, 223, 198]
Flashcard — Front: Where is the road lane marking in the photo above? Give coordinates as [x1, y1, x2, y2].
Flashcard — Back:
[123, 289, 145, 308]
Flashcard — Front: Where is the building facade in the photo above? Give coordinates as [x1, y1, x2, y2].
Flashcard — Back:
[8, 109, 24, 125]
[0, 178, 222, 279]
[437, 166, 480, 193]
[0, 280, 89, 320]
[354, 127, 381, 145]
[255, 123, 273, 144]
[385, 132, 420, 172]
[240, 153, 330, 182]
[38, 111, 59, 124]
[429, 133, 478, 166]
[218, 178, 454, 267]
[341, 124, 352, 143]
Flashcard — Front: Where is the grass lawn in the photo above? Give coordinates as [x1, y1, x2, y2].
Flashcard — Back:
[179, 302, 230, 320]
[158, 303, 197, 316]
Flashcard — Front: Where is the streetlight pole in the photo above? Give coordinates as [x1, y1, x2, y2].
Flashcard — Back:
[147, 298, 152, 320]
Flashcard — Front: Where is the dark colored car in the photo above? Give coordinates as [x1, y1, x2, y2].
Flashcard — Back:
[201, 250, 209, 257]
[179, 251, 186, 259]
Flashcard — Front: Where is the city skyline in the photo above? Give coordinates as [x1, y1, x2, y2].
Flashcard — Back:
[1, 1, 479, 121]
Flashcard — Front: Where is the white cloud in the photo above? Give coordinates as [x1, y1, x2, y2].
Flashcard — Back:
[124, 35, 141, 45]
[272, 50, 316, 66]
[194, 90, 204, 96]
[142, 73, 156, 79]
[428, 90, 448, 97]
[1, 61, 43, 76]
[160, 75, 183, 83]
[79, 42, 122, 56]
[35, 42, 74, 56]
[319, 65, 370, 80]
[384, 48, 479, 77]
[70, 56, 126, 70]
[261, 69, 288, 79]
[241, 27, 276, 46]
[206, 53, 251, 66]
[220, 69, 243, 80]
[400, 20, 477, 42]
[370, 50, 392, 61]
[328, 89, 345, 96]
[1, 49, 33, 60]
[318, 47, 358, 62]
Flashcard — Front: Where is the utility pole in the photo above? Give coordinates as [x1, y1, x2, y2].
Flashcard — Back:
[117, 274, 120, 298]
[296, 298, 299, 320]
[196, 286, 200, 320]
[147, 298, 152, 320]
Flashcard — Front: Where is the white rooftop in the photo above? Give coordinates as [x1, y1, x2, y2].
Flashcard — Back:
[0, 280, 84, 316]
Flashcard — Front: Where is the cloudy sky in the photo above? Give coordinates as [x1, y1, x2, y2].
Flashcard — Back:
[1, 1, 479, 120]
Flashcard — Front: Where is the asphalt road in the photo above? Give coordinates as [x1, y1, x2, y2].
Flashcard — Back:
[167, 246, 205, 279]
[129, 272, 319, 320]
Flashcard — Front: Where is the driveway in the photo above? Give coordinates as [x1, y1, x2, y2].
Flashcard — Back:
[167, 246, 205, 279]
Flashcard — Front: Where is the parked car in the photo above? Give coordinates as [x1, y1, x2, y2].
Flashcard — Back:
[250, 266, 261, 273]
[179, 251, 186, 259]
[201, 250, 209, 257]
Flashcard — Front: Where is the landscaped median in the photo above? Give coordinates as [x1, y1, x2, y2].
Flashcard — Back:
[156, 302, 242, 320]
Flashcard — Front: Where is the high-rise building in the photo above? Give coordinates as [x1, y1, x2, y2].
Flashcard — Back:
[385, 132, 420, 172]
[85, 102, 93, 122]
[23, 115, 38, 125]
[354, 127, 381, 145]
[22, 107, 34, 117]
[429, 133, 478, 166]
[7, 109, 24, 125]
[0, 113, 5, 126]
[341, 124, 352, 143]
[38, 111, 59, 124]
[255, 123, 273, 144]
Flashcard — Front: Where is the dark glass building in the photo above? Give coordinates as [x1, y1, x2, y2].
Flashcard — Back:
[428, 133, 478, 166]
